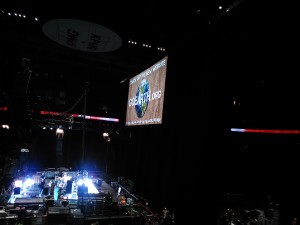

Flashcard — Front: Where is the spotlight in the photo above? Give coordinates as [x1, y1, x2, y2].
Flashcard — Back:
[1, 124, 9, 129]
[56, 127, 64, 139]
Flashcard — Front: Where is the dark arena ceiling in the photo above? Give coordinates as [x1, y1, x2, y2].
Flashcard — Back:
[0, 0, 247, 130]
[0, 0, 297, 136]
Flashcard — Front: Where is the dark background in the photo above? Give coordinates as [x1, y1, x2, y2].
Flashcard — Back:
[0, 1, 298, 224]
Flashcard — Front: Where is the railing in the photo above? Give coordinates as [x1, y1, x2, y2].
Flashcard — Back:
[117, 182, 162, 225]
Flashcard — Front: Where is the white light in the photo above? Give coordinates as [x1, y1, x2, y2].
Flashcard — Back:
[56, 129, 63, 133]
[103, 132, 109, 137]
[84, 179, 99, 194]
[62, 174, 72, 182]
[21, 148, 29, 152]
[24, 178, 34, 187]
[219, 6, 223, 9]
[8, 12, 11, 16]
[23, 15, 26, 18]
[56, 128, 64, 133]
[14, 180, 22, 188]
[14, 13, 17, 16]
[18, 14, 22, 17]
[34, 17, 38, 21]
[231, 128, 245, 132]
[77, 179, 99, 194]
[1, 124, 9, 129]
[77, 179, 84, 186]
[56, 128, 64, 138]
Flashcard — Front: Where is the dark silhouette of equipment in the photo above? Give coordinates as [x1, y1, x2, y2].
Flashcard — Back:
[66, 180, 73, 194]
[14, 187, 21, 195]
[77, 185, 88, 197]
[61, 199, 69, 207]
[42, 187, 49, 195]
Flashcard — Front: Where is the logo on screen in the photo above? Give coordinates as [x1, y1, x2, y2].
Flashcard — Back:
[135, 79, 150, 118]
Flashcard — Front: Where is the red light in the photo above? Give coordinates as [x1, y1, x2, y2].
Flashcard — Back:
[39, 111, 119, 122]
[231, 127, 300, 135]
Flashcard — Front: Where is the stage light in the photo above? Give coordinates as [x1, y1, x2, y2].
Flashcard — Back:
[77, 178, 99, 194]
[1, 124, 9, 129]
[56, 127, 64, 138]
[62, 174, 72, 182]
[77, 179, 84, 186]
[56, 128, 64, 133]
[14, 180, 22, 188]
[84, 179, 99, 194]
[24, 178, 34, 187]
[103, 132, 111, 142]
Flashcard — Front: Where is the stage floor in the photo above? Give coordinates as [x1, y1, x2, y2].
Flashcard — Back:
[2, 170, 163, 225]
[7, 178, 118, 206]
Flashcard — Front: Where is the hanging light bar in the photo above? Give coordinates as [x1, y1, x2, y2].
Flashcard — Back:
[39, 111, 119, 122]
[231, 128, 300, 134]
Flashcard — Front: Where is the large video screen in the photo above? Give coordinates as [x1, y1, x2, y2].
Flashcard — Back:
[125, 56, 168, 126]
